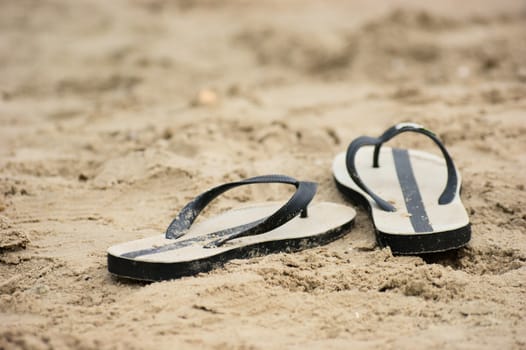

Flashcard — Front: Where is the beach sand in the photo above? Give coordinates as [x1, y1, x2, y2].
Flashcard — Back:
[1, 0, 525, 348]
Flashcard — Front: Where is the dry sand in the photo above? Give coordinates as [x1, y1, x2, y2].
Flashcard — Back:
[1, 0, 526, 348]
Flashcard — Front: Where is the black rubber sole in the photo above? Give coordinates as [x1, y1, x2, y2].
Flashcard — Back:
[334, 177, 471, 255]
[108, 218, 354, 281]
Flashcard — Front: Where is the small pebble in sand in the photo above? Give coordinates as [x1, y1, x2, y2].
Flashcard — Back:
[457, 65, 471, 79]
[192, 89, 219, 107]
[34, 284, 49, 295]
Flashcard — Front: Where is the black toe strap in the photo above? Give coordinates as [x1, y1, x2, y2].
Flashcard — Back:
[346, 123, 458, 212]
[165, 175, 317, 247]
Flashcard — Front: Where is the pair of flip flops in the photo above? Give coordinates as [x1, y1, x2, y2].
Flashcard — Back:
[108, 123, 471, 281]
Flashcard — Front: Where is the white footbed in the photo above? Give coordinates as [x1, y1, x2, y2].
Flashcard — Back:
[108, 202, 355, 263]
[333, 146, 469, 235]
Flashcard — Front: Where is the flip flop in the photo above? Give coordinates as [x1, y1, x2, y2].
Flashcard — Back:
[107, 175, 356, 281]
[332, 123, 471, 255]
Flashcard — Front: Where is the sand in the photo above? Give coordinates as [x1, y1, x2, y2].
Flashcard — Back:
[1, 0, 525, 348]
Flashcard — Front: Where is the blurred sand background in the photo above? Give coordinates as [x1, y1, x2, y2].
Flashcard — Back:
[1, 0, 525, 348]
